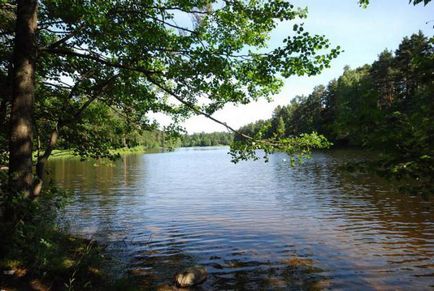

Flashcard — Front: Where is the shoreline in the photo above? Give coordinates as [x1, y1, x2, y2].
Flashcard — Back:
[45, 146, 163, 160]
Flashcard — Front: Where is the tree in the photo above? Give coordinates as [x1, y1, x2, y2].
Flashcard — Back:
[275, 116, 286, 138]
[1, 0, 339, 194]
[244, 32, 433, 194]
[393, 32, 432, 106]
[8, 0, 38, 197]
[2, 0, 341, 196]
[181, 132, 233, 147]
[370, 50, 395, 108]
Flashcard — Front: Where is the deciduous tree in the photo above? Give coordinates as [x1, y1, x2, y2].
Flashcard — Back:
[1, 0, 341, 196]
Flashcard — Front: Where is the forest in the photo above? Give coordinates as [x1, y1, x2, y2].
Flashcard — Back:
[181, 132, 233, 147]
[236, 32, 434, 194]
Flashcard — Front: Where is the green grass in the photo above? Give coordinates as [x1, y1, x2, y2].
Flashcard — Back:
[109, 146, 149, 155]
[44, 146, 157, 161]
[50, 149, 77, 159]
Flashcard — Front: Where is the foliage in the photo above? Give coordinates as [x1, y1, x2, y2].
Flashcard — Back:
[230, 132, 331, 165]
[54, 101, 180, 158]
[239, 32, 433, 194]
[181, 131, 233, 147]
[0, 0, 343, 189]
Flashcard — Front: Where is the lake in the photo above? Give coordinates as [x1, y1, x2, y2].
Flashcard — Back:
[48, 147, 434, 290]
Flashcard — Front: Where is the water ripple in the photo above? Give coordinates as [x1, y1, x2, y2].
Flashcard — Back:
[49, 148, 434, 290]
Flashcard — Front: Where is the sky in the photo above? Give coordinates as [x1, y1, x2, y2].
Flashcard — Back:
[163, 0, 434, 133]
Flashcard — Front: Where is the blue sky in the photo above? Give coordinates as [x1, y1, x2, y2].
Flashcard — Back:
[181, 0, 433, 133]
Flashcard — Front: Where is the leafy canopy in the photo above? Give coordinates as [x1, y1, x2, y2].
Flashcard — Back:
[0, 0, 341, 161]
[238, 32, 434, 194]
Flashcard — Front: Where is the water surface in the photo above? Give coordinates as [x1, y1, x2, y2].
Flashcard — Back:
[49, 148, 434, 289]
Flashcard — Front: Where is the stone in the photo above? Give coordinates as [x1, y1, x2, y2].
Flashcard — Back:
[281, 256, 313, 268]
[174, 265, 208, 288]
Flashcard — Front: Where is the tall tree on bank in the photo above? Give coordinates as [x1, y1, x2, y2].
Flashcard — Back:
[8, 0, 38, 197]
[2, 0, 342, 197]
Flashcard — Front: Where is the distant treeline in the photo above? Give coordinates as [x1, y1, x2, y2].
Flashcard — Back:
[181, 132, 234, 147]
[236, 32, 433, 193]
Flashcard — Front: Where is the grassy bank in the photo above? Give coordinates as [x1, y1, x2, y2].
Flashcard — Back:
[43, 146, 159, 161]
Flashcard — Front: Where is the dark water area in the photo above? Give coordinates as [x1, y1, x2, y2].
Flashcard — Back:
[48, 147, 434, 290]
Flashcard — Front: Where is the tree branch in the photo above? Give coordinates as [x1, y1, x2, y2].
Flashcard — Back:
[142, 13, 198, 34]
[33, 73, 120, 196]
[111, 8, 198, 35]
[42, 81, 72, 89]
[143, 5, 211, 15]
[146, 76, 253, 140]
[67, 74, 120, 124]
[42, 47, 161, 75]
[44, 24, 86, 50]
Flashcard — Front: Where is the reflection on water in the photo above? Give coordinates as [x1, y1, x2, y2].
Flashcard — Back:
[48, 148, 434, 290]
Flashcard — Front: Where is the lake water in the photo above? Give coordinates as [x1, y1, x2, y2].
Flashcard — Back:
[48, 147, 434, 290]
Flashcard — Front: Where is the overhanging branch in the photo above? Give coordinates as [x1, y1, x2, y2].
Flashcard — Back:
[44, 24, 86, 50]
[146, 76, 253, 140]
[42, 48, 161, 75]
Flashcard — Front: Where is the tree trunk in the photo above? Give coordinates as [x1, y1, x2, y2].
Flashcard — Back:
[32, 129, 58, 197]
[30, 75, 117, 196]
[8, 0, 38, 196]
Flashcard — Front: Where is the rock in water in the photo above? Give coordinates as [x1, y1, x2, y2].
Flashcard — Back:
[174, 265, 208, 288]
